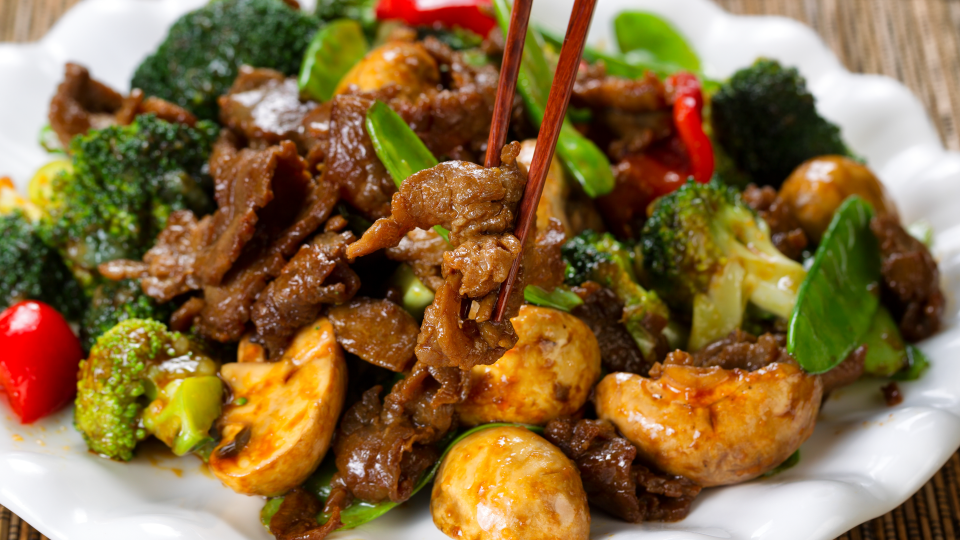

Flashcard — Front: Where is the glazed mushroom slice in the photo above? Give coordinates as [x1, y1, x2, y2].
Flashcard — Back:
[457, 305, 601, 426]
[594, 361, 822, 487]
[431, 426, 590, 540]
[209, 317, 347, 496]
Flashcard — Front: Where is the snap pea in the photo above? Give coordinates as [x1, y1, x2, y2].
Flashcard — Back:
[364, 99, 449, 242]
[523, 285, 584, 312]
[787, 197, 881, 374]
[492, 0, 614, 198]
[298, 19, 369, 102]
[861, 306, 909, 377]
[261, 423, 543, 531]
[892, 345, 930, 381]
[613, 11, 701, 74]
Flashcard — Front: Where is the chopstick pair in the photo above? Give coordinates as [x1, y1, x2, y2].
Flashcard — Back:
[486, 0, 599, 322]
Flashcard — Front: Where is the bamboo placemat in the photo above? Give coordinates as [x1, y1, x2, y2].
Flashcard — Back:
[1, 1, 960, 539]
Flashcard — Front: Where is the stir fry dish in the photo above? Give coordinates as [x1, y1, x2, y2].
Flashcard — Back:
[0, 0, 945, 538]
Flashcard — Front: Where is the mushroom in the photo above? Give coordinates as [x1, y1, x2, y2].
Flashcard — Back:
[335, 41, 440, 100]
[594, 362, 822, 487]
[431, 426, 590, 540]
[456, 305, 601, 426]
[209, 317, 347, 496]
[780, 155, 898, 242]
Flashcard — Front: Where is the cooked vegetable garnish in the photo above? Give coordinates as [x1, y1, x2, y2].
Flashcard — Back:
[565, 230, 671, 358]
[711, 59, 854, 188]
[131, 0, 320, 121]
[892, 345, 931, 381]
[365, 99, 450, 241]
[613, 11, 701, 73]
[642, 180, 805, 350]
[861, 306, 909, 377]
[366, 99, 438, 187]
[79, 279, 174, 353]
[75, 319, 222, 461]
[0, 209, 84, 319]
[316, 0, 377, 30]
[390, 264, 435, 319]
[376, 0, 497, 37]
[0, 301, 84, 423]
[492, 0, 614, 198]
[523, 285, 583, 312]
[299, 19, 369, 102]
[41, 115, 217, 290]
[788, 197, 880, 374]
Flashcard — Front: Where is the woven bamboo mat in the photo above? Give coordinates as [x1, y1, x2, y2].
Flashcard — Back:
[1, 0, 960, 539]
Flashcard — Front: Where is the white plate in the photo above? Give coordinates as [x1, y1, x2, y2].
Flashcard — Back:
[2, 1, 960, 539]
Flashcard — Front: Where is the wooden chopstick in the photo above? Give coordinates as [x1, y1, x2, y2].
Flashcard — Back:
[484, 0, 533, 168]
[493, 0, 598, 322]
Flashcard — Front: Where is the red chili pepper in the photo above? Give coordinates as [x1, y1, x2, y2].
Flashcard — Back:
[376, 0, 497, 37]
[666, 72, 714, 184]
[0, 301, 83, 423]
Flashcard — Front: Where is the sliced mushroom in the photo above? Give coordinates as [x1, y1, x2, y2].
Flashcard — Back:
[210, 317, 347, 496]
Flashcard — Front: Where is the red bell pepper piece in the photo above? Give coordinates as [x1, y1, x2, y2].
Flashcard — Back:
[0, 301, 83, 423]
[376, 0, 497, 37]
[666, 72, 714, 184]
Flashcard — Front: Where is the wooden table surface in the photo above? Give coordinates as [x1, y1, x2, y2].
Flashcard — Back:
[2, 1, 960, 540]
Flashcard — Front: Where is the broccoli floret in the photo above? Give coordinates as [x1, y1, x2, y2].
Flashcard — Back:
[131, 0, 320, 121]
[41, 115, 217, 290]
[316, 0, 377, 30]
[711, 59, 854, 188]
[641, 179, 806, 350]
[75, 319, 224, 461]
[0, 209, 85, 319]
[563, 231, 671, 359]
[80, 279, 174, 352]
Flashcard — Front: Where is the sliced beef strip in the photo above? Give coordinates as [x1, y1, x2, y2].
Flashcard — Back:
[819, 345, 867, 396]
[572, 283, 659, 376]
[742, 184, 809, 261]
[196, 133, 313, 286]
[218, 66, 317, 149]
[329, 298, 419, 372]
[49, 63, 125, 147]
[50, 63, 195, 148]
[333, 364, 465, 504]
[544, 417, 701, 523]
[324, 93, 399, 220]
[572, 66, 668, 114]
[666, 329, 796, 371]
[268, 486, 343, 540]
[347, 142, 526, 259]
[251, 231, 361, 357]
[441, 234, 521, 298]
[871, 214, 944, 342]
[385, 228, 449, 291]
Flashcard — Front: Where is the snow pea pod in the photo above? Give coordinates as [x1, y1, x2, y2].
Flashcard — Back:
[298, 19, 369, 102]
[613, 11, 701, 74]
[492, 0, 614, 198]
[861, 306, 909, 377]
[523, 285, 583, 312]
[788, 197, 881, 374]
[364, 99, 449, 241]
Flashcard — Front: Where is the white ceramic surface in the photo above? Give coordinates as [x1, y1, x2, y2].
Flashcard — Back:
[2, 1, 960, 539]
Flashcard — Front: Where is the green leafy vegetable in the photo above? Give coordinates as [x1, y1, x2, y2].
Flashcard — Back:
[492, 0, 614, 198]
[366, 100, 439, 186]
[787, 197, 880, 374]
[364, 99, 449, 242]
[262, 423, 543, 531]
[861, 306, 908, 377]
[130, 0, 321, 121]
[38, 125, 65, 154]
[523, 285, 583, 312]
[891, 345, 930, 381]
[541, 28, 681, 79]
[613, 11, 700, 73]
[299, 19, 369, 102]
